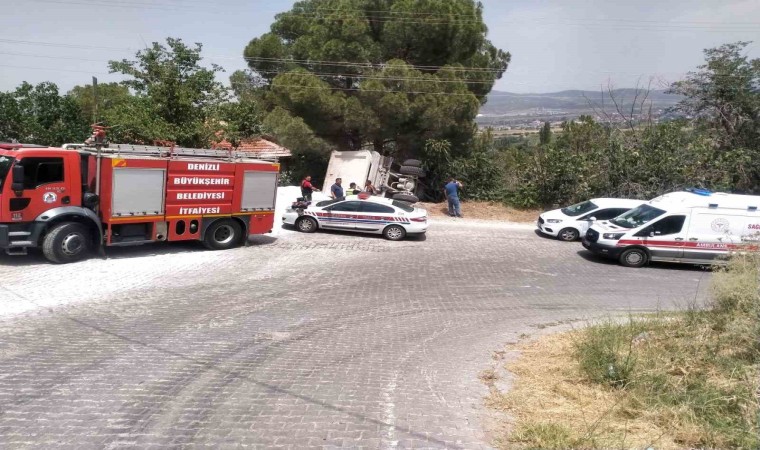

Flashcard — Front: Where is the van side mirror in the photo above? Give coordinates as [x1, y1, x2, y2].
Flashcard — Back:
[589, 216, 597, 222]
[649, 230, 662, 237]
[11, 164, 24, 192]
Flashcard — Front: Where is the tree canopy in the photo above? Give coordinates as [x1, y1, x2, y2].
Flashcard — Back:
[242, 0, 510, 157]
[107, 38, 230, 147]
[669, 41, 760, 192]
[0, 82, 89, 145]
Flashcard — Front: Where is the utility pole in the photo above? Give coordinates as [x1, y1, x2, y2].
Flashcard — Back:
[92, 76, 98, 124]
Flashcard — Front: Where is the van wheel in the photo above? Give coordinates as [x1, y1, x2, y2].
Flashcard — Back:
[620, 248, 648, 268]
[383, 225, 406, 241]
[203, 219, 242, 250]
[296, 216, 318, 233]
[42, 222, 92, 264]
[557, 228, 579, 241]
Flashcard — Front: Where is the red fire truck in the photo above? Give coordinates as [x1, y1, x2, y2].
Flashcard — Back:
[0, 140, 279, 263]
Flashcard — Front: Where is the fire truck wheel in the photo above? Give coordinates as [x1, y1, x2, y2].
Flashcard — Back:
[383, 225, 407, 241]
[296, 216, 318, 233]
[42, 222, 92, 264]
[619, 248, 649, 268]
[203, 220, 243, 250]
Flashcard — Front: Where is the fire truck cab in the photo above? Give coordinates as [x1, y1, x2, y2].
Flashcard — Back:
[0, 142, 279, 263]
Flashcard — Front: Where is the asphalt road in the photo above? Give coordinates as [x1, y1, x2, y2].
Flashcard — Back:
[0, 221, 712, 449]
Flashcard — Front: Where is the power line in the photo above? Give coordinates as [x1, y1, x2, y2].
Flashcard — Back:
[21, 0, 760, 30]
[0, 38, 509, 73]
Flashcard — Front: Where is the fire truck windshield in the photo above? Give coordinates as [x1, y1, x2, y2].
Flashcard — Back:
[0, 155, 12, 190]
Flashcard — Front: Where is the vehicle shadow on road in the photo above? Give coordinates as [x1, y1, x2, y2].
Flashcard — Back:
[576, 250, 713, 272]
[533, 229, 556, 240]
[0, 236, 281, 267]
[281, 224, 427, 243]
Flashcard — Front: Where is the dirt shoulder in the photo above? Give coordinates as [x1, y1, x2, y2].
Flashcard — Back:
[418, 201, 539, 223]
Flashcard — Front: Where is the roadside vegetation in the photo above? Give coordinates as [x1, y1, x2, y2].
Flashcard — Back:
[485, 255, 760, 449]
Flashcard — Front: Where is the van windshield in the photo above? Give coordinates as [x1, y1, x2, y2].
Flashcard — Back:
[561, 200, 598, 217]
[0, 155, 12, 190]
[611, 204, 666, 229]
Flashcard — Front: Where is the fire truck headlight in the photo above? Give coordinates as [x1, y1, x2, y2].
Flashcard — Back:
[603, 233, 625, 240]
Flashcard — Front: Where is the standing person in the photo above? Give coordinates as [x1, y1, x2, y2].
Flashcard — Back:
[346, 182, 361, 196]
[330, 178, 344, 199]
[364, 179, 378, 195]
[444, 177, 464, 218]
[300, 175, 319, 201]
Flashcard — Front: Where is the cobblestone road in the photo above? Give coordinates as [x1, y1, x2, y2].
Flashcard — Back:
[0, 221, 712, 448]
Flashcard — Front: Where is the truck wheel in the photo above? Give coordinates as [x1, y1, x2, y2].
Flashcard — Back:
[392, 193, 419, 203]
[619, 248, 648, 268]
[203, 219, 243, 250]
[557, 227, 580, 242]
[296, 216, 318, 233]
[402, 159, 422, 167]
[42, 222, 92, 264]
[383, 225, 407, 241]
[399, 166, 426, 177]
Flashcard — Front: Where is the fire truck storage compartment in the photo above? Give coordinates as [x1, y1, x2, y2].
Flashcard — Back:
[241, 171, 277, 210]
[110, 223, 153, 244]
[112, 167, 166, 217]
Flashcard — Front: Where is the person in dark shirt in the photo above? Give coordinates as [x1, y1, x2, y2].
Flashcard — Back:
[330, 178, 344, 199]
[444, 177, 463, 218]
[300, 175, 319, 201]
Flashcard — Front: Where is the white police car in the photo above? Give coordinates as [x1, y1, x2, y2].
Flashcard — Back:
[537, 198, 646, 241]
[282, 193, 428, 241]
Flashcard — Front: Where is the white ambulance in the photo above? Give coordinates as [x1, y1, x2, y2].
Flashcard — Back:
[582, 189, 760, 267]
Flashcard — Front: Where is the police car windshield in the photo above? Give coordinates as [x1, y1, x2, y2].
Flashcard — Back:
[0, 155, 12, 190]
[611, 204, 666, 229]
[561, 200, 598, 217]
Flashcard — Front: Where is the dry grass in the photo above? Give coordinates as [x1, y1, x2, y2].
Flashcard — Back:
[488, 331, 683, 450]
[487, 256, 760, 449]
[418, 201, 539, 222]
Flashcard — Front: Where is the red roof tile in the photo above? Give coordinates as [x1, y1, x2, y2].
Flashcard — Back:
[212, 138, 292, 159]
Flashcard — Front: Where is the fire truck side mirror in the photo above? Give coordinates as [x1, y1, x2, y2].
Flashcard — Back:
[11, 164, 25, 192]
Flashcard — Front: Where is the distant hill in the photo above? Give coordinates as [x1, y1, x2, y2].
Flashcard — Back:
[479, 89, 683, 117]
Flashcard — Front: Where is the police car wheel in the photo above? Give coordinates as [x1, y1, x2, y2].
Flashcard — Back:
[383, 225, 406, 241]
[42, 222, 92, 264]
[620, 248, 648, 268]
[557, 227, 579, 241]
[296, 217, 318, 233]
[203, 219, 242, 250]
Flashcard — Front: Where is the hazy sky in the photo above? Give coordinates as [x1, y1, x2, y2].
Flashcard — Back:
[0, 0, 758, 94]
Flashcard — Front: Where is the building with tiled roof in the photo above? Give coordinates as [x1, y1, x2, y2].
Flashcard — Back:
[212, 137, 292, 160]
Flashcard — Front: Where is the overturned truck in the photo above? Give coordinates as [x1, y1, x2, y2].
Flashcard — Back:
[322, 150, 425, 203]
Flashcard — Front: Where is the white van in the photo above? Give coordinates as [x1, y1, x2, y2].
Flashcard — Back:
[582, 190, 760, 267]
[537, 198, 646, 241]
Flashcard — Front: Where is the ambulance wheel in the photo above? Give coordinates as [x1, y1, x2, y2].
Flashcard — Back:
[619, 248, 648, 268]
[42, 222, 92, 264]
[557, 228, 579, 242]
[383, 225, 407, 241]
[296, 216, 318, 233]
[203, 219, 242, 250]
